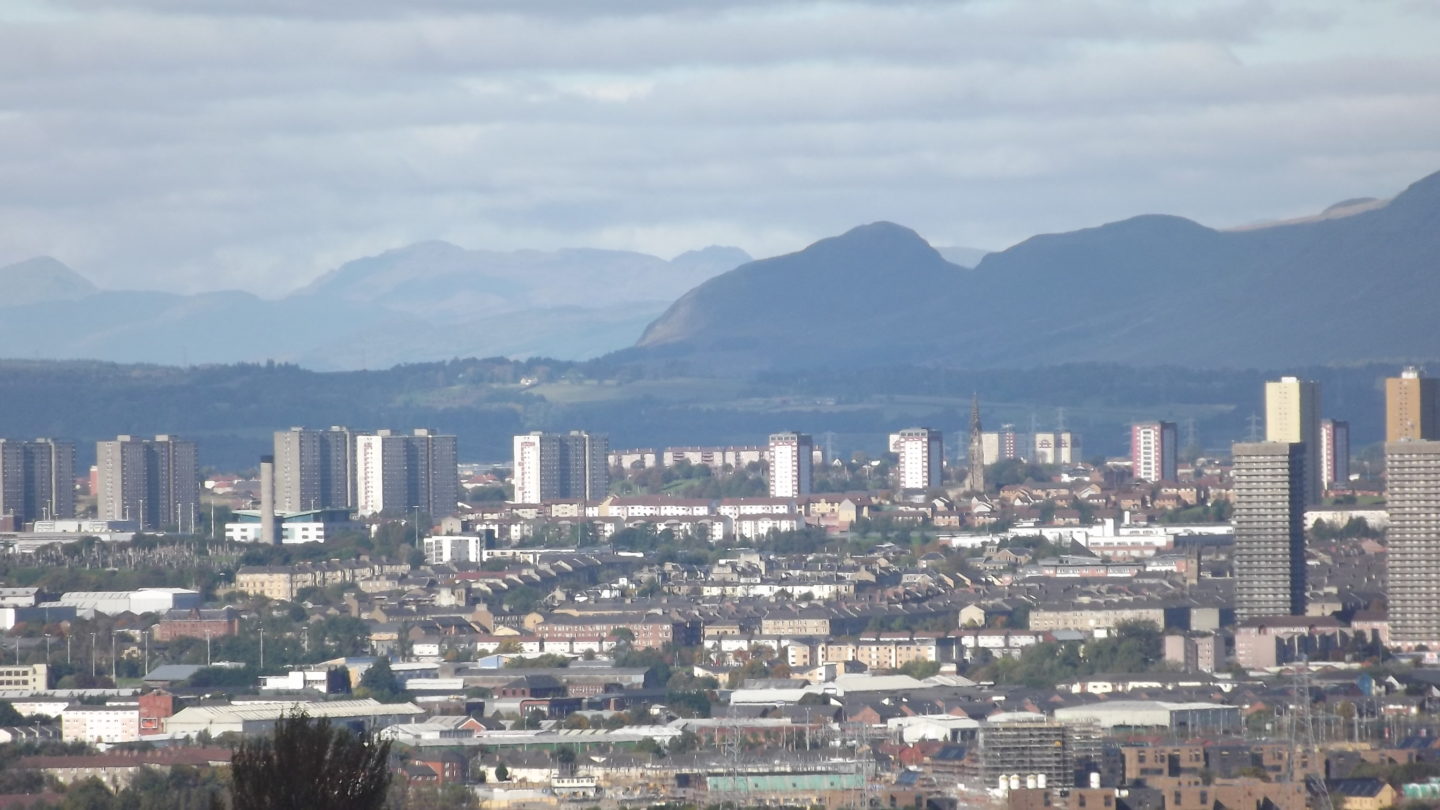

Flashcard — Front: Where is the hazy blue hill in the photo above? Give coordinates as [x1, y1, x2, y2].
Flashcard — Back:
[633, 170, 1440, 370]
[637, 222, 964, 367]
[0, 256, 98, 306]
[670, 246, 753, 273]
[294, 241, 749, 317]
[0, 239, 751, 367]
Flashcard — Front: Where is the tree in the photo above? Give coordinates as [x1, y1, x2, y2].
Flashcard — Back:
[0, 701, 25, 725]
[897, 660, 942, 680]
[357, 657, 406, 702]
[62, 777, 115, 810]
[230, 711, 391, 810]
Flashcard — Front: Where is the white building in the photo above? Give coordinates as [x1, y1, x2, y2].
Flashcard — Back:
[982, 426, 1026, 464]
[0, 589, 39, 608]
[422, 534, 487, 565]
[1130, 421, 1177, 483]
[593, 496, 714, 519]
[717, 497, 797, 519]
[165, 698, 425, 738]
[0, 664, 48, 693]
[733, 514, 804, 540]
[1032, 431, 1080, 465]
[1320, 418, 1350, 490]
[62, 705, 141, 744]
[225, 521, 329, 544]
[355, 429, 460, 518]
[768, 432, 813, 498]
[892, 428, 943, 491]
[512, 431, 609, 503]
[54, 588, 200, 617]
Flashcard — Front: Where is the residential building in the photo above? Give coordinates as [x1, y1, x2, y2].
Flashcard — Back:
[512, 431, 609, 503]
[1130, 421, 1177, 483]
[892, 428, 943, 491]
[1320, 418, 1350, 491]
[1032, 431, 1080, 465]
[1264, 376, 1322, 503]
[1232, 442, 1307, 621]
[273, 426, 357, 512]
[0, 438, 76, 528]
[1386, 366, 1440, 442]
[769, 432, 813, 498]
[151, 608, 240, 642]
[981, 427, 1024, 465]
[96, 435, 199, 532]
[355, 429, 459, 518]
[61, 706, 140, 744]
[660, 446, 765, 470]
[532, 615, 693, 651]
[1385, 440, 1440, 649]
[0, 664, 48, 692]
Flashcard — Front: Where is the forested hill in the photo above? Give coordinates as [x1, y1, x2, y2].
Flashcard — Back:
[0, 357, 1414, 469]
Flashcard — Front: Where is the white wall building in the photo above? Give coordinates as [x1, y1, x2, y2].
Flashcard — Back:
[892, 428, 943, 491]
[768, 432, 813, 498]
[422, 534, 487, 565]
[1130, 421, 1177, 483]
[355, 429, 459, 518]
[62, 705, 141, 744]
[512, 431, 609, 503]
[1032, 431, 1080, 465]
[54, 588, 200, 616]
[225, 521, 329, 544]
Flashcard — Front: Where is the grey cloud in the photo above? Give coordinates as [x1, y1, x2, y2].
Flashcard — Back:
[0, 0, 1436, 295]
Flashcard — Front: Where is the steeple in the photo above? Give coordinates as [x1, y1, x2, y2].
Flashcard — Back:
[967, 394, 986, 493]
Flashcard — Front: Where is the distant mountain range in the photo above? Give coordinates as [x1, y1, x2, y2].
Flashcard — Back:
[0, 243, 753, 369]
[633, 169, 1440, 370]
[5, 169, 1436, 372]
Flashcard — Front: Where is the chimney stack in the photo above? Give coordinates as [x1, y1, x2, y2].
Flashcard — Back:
[259, 455, 277, 545]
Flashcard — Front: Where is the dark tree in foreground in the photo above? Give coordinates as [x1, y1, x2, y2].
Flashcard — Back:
[230, 711, 391, 810]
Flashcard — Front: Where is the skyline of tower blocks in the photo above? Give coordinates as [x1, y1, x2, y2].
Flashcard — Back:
[1264, 376, 1322, 502]
[1231, 441, 1307, 622]
[273, 426, 358, 512]
[96, 434, 199, 531]
[892, 427, 943, 491]
[1130, 421, 1178, 483]
[1386, 366, 1440, 442]
[0, 438, 76, 527]
[512, 430, 609, 503]
[768, 432, 813, 498]
[1385, 440, 1440, 649]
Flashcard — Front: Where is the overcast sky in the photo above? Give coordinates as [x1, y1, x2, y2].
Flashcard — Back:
[2, 0, 1438, 295]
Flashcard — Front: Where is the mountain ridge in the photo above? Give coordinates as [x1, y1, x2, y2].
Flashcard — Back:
[632, 169, 1440, 371]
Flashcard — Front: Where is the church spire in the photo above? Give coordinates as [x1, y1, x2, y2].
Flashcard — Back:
[966, 393, 986, 493]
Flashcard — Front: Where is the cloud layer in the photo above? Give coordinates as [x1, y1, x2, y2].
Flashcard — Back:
[2, 0, 1438, 293]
